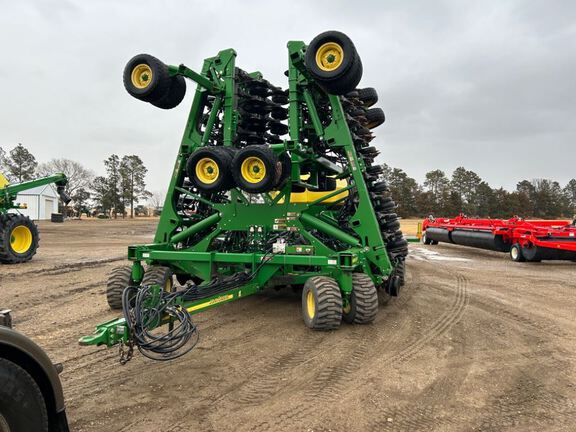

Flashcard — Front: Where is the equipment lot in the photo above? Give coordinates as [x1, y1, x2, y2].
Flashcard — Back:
[0, 219, 575, 431]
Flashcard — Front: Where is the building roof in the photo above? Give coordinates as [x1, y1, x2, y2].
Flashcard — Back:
[16, 183, 59, 198]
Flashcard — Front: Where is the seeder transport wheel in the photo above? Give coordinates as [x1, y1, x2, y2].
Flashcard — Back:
[123, 53, 186, 109]
[301, 276, 343, 330]
[305, 30, 363, 95]
[106, 265, 134, 310]
[343, 273, 378, 324]
[231, 145, 282, 193]
[0, 214, 39, 264]
[142, 266, 174, 292]
[187, 147, 234, 193]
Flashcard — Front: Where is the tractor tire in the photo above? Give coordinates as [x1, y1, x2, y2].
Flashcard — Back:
[510, 244, 526, 262]
[106, 265, 134, 310]
[0, 214, 39, 264]
[305, 31, 363, 95]
[301, 276, 343, 330]
[357, 87, 378, 107]
[151, 74, 186, 109]
[123, 53, 172, 103]
[187, 147, 234, 193]
[343, 273, 378, 324]
[232, 145, 281, 193]
[143, 266, 174, 292]
[0, 358, 49, 432]
[365, 107, 385, 129]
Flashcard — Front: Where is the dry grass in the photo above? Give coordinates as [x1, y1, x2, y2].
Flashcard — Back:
[400, 218, 422, 236]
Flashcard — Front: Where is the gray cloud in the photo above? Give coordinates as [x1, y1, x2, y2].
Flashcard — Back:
[0, 0, 574, 191]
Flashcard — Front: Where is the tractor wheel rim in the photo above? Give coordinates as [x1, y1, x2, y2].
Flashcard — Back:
[316, 42, 344, 72]
[131, 64, 153, 89]
[306, 291, 316, 319]
[511, 247, 518, 259]
[196, 158, 219, 184]
[241, 157, 266, 184]
[343, 301, 351, 314]
[10, 225, 32, 254]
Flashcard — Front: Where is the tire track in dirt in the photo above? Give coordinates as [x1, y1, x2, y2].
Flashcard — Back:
[246, 264, 469, 432]
[1, 256, 125, 278]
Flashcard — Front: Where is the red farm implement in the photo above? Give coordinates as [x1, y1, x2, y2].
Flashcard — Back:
[421, 215, 576, 262]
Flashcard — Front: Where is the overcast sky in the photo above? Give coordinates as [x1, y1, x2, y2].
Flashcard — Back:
[1, 0, 574, 193]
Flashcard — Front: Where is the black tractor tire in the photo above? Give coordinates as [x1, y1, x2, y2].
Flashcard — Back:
[302, 276, 343, 330]
[123, 53, 172, 103]
[232, 145, 281, 193]
[305, 30, 363, 95]
[0, 358, 49, 432]
[142, 266, 174, 292]
[510, 244, 526, 262]
[357, 87, 378, 107]
[365, 107, 385, 129]
[151, 74, 187, 109]
[343, 273, 378, 324]
[187, 147, 234, 193]
[0, 214, 39, 264]
[106, 265, 134, 310]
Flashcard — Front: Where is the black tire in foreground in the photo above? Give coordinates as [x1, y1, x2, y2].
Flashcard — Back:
[305, 30, 363, 95]
[343, 273, 378, 324]
[106, 265, 134, 310]
[0, 358, 49, 432]
[231, 145, 282, 193]
[0, 214, 39, 264]
[302, 276, 343, 330]
[187, 147, 234, 193]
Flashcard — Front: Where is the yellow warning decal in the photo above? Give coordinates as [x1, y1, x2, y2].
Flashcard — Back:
[187, 294, 234, 312]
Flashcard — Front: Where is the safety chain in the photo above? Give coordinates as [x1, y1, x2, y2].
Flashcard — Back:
[119, 318, 136, 365]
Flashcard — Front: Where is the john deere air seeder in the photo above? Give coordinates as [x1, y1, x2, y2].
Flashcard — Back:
[80, 31, 408, 362]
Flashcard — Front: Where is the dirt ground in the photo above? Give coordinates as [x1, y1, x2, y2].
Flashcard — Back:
[1, 218, 575, 431]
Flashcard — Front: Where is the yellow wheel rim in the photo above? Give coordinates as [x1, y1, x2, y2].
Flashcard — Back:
[10, 225, 33, 254]
[131, 64, 153, 89]
[306, 290, 316, 319]
[241, 157, 266, 184]
[195, 158, 220, 184]
[315, 42, 344, 72]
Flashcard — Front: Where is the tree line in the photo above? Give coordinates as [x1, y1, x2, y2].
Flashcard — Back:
[0, 143, 151, 218]
[2, 143, 575, 220]
[382, 164, 576, 219]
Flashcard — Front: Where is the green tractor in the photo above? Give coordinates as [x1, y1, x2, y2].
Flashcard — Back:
[0, 173, 69, 264]
[81, 31, 408, 361]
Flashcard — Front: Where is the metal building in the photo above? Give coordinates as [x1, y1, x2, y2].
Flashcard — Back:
[10, 184, 59, 220]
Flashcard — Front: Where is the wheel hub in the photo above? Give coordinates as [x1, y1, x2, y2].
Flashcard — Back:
[241, 157, 266, 183]
[196, 158, 220, 184]
[131, 64, 153, 89]
[316, 42, 344, 71]
[10, 225, 33, 254]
